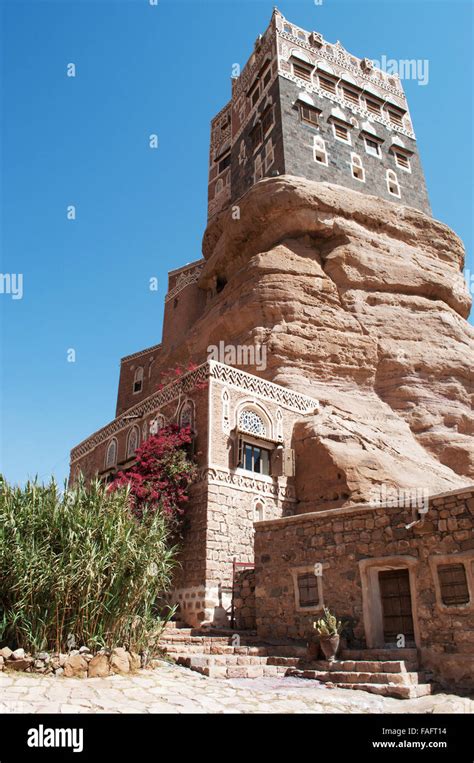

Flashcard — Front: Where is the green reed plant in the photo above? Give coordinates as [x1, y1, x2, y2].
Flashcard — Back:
[0, 476, 177, 654]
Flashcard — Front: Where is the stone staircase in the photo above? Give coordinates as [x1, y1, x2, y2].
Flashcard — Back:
[158, 623, 432, 699]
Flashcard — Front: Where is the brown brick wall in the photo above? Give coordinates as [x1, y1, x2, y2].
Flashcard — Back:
[254, 487, 474, 689]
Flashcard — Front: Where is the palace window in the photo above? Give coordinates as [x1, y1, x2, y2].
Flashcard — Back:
[218, 152, 231, 173]
[386, 169, 401, 197]
[180, 400, 195, 430]
[438, 564, 470, 607]
[250, 122, 263, 152]
[254, 153, 263, 183]
[149, 414, 165, 435]
[313, 135, 328, 165]
[105, 438, 117, 469]
[261, 104, 274, 136]
[133, 366, 144, 394]
[393, 150, 411, 171]
[291, 57, 313, 82]
[386, 108, 404, 126]
[333, 121, 350, 144]
[318, 74, 337, 94]
[254, 500, 265, 522]
[249, 80, 260, 108]
[264, 140, 274, 172]
[239, 441, 271, 476]
[364, 136, 381, 157]
[261, 62, 272, 89]
[299, 103, 319, 126]
[238, 409, 266, 436]
[365, 97, 382, 115]
[214, 178, 224, 197]
[342, 85, 360, 105]
[297, 573, 319, 608]
[351, 153, 365, 182]
[283, 24, 293, 34]
[126, 426, 139, 459]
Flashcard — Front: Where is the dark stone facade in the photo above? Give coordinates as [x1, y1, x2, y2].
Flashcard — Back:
[278, 76, 431, 215]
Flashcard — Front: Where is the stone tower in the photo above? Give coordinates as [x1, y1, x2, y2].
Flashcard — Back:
[208, 8, 431, 220]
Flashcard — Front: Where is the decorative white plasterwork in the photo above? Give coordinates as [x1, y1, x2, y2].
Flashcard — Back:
[165, 262, 204, 303]
[204, 466, 296, 502]
[70, 360, 319, 464]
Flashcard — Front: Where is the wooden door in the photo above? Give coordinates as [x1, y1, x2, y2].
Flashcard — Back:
[378, 569, 414, 644]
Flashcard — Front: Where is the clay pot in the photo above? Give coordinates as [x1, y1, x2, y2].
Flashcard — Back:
[319, 634, 340, 662]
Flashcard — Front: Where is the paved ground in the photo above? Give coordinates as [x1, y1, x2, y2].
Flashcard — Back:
[0, 661, 472, 714]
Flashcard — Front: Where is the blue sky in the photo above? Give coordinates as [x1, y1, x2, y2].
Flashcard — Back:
[1, 0, 472, 486]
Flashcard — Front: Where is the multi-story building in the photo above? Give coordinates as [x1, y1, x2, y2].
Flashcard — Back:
[69, 11, 474, 690]
[208, 8, 431, 220]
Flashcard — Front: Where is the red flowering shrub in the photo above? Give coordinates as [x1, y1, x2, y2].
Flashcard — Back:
[109, 424, 197, 531]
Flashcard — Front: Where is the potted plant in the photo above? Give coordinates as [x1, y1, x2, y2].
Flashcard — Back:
[313, 607, 344, 662]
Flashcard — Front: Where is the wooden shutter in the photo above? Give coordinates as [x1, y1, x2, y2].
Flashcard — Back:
[271, 447, 295, 477]
[235, 436, 244, 468]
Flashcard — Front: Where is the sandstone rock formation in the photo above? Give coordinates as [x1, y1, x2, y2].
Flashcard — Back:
[159, 177, 474, 509]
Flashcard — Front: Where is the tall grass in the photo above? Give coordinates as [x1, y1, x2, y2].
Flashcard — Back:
[0, 477, 177, 654]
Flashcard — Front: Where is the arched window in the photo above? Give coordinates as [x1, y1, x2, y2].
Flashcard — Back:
[254, 500, 265, 522]
[133, 367, 144, 394]
[313, 135, 328, 166]
[215, 178, 224, 197]
[149, 414, 165, 435]
[105, 438, 117, 469]
[386, 169, 401, 197]
[238, 409, 266, 437]
[351, 153, 365, 182]
[126, 426, 139, 459]
[180, 400, 194, 430]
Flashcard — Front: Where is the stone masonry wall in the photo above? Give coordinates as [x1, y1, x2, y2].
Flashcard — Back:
[233, 568, 256, 630]
[254, 487, 474, 689]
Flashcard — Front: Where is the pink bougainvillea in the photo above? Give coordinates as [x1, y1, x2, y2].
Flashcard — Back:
[109, 424, 197, 529]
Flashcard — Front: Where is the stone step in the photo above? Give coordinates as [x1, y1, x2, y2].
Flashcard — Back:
[312, 659, 409, 673]
[286, 669, 419, 686]
[334, 682, 432, 700]
[176, 654, 303, 669]
[162, 642, 308, 657]
[341, 648, 418, 661]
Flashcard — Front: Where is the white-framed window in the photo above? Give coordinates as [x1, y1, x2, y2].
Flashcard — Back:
[133, 367, 144, 394]
[105, 438, 117, 469]
[253, 500, 265, 522]
[248, 80, 260, 108]
[283, 23, 293, 34]
[386, 169, 401, 197]
[264, 139, 274, 172]
[291, 565, 324, 612]
[351, 153, 365, 182]
[126, 426, 140, 459]
[386, 107, 404, 127]
[342, 85, 360, 105]
[365, 96, 382, 115]
[261, 103, 275, 137]
[299, 103, 320, 127]
[254, 153, 263, 183]
[291, 57, 313, 82]
[318, 74, 337, 94]
[332, 121, 351, 144]
[393, 150, 411, 172]
[364, 136, 381, 157]
[180, 400, 195, 430]
[313, 135, 328, 165]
